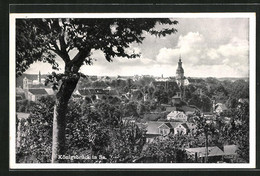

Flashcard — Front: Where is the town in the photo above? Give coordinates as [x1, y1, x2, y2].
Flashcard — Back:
[16, 57, 249, 163]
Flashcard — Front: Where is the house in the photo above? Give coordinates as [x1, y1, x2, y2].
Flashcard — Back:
[27, 89, 48, 102]
[171, 92, 182, 105]
[22, 71, 45, 89]
[145, 121, 195, 143]
[167, 111, 187, 122]
[202, 112, 215, 120]
[186, 122, 197, 135]
[238, 98, 249, 104]
[75, 88, 107, 100]
[178, 105, 198, 114]
[215, 103, 228, 114]
[173, 123, 189, 135]
[44, 88, 55, 96]
[185, 146, 225, 163]
[145, 121, 174, 143]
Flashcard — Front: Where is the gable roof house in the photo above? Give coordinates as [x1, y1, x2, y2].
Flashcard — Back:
[167, 111, 187, 122]
[185, 146, 225, 163]
[173, 123, 190, 135]
[214, 103, 228, 114]
[145, 121, 174, 143]
[27, 89, 48, 102]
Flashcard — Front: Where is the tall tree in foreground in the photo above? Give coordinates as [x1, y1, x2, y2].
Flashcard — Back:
[16, 18, 178, 162]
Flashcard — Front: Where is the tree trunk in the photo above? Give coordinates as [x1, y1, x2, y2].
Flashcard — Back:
[205, 134, 209, 163]
[51, 75, 80, 163]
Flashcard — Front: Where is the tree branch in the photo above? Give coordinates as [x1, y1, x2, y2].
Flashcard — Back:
[50, 41, 70, 64]
[59, 34, 67, 53]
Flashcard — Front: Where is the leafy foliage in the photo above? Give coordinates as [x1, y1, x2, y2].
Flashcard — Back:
[142, 134, 189, 163]
[17, 97, 146, 163]
[16, 18, 178, 77]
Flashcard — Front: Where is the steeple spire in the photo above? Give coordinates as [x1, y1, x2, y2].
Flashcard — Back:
[176, 55, 184, 86]
[38, 71, 41, 83]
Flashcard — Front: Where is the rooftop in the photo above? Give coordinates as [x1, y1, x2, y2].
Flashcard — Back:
[28, 89, 48, 95]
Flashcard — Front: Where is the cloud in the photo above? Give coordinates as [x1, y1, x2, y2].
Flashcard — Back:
[156, 47, 179, 64]
[154, 31, 249, 77]
[25, 18, 249, 78]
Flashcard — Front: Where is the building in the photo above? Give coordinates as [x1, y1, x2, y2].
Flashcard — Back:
[185, 146, 225, 163]
[171, 92, 182, 105]
[173, 123, 189, 135]
[21, 71, 54, 101]
[176, 57, 185, 86]
[27, 89, 48, 102]
[223, 145, 237, 163]
[74, 88, 119, 101]
[23, 71, 45, 89]
[167, 111, 187, 122]
[144, 121, 196, 143]
[185, 145, 238, 163]
[214, 103, 228, 114]
[145, 121, 174, 143]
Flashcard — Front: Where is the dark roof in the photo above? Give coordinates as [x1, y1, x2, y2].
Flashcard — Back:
[143, 112, 166, 121]
[158, 122, 173, 129]
[77, 89, 91, 96]
[152, 81, 179, 90]
[28, 89, 48, 95]
[178, 105, 198, 113]
[165, 106, 177, 112]
[145, 133, 161, 138]
[180, 123, 189, 129]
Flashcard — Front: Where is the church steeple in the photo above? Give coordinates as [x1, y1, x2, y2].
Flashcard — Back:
[38, 71, 41, 83]
[176, 56, 184, 80]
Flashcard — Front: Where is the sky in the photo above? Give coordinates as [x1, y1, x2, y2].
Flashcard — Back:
[25, 18, 249, 78]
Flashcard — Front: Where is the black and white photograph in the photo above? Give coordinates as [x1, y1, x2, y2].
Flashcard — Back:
[9, 13, 256, 169]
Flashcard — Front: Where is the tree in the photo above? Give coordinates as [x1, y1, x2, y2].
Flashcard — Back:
[143, 134, 188, 163]
[193, 111, 218, 163]
[16, 18, 178, 162]
[223, 102, 249, 162]
[107, 121, 146, 163]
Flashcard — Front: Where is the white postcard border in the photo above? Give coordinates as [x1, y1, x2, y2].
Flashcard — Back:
[9, 12, 256, 169]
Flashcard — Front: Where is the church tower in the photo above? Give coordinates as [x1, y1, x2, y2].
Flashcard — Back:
[38, 71, 41, 84]
[176, 56, 184, 86]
